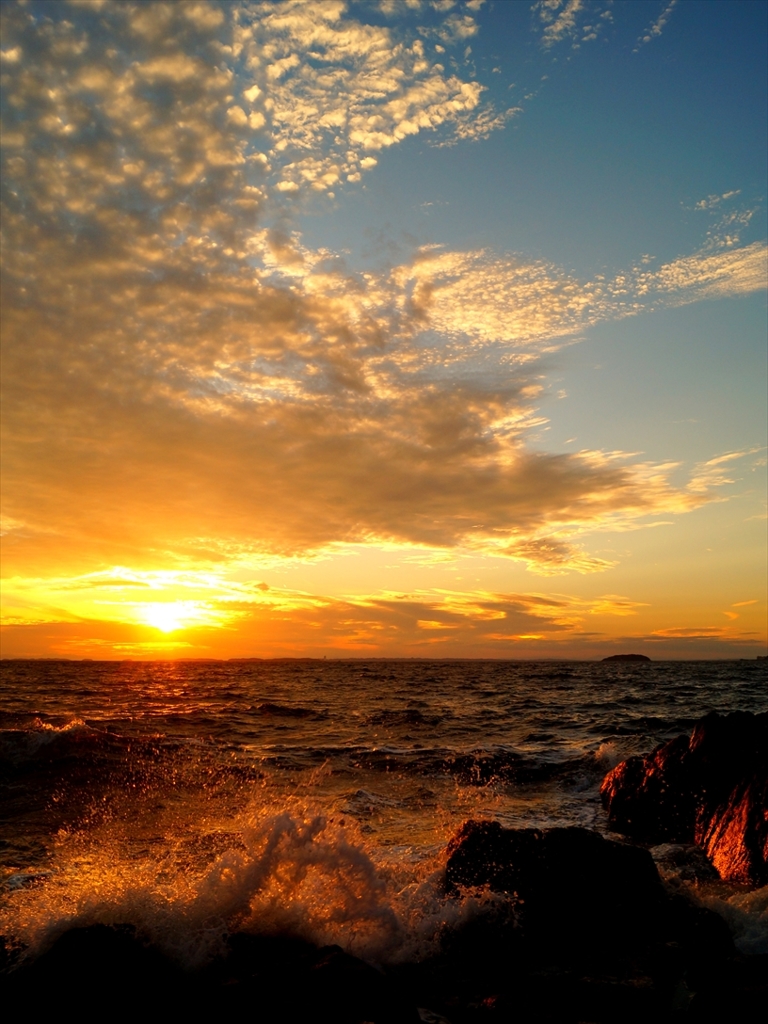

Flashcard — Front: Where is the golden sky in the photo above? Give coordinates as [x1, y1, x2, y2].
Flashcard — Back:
[1, 1, 766, 659]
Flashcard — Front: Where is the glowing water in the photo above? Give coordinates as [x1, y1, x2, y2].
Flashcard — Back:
[1, 658, 766, 961]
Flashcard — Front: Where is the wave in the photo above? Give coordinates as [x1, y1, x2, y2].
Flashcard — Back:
[365, 709, 443, 728]
[253, 703, 325, 719]
[346, 745, 605, 789]
[3, 802, 766, 990]
[701, 886, 768, 955]
[0, 718, 113, 768]
[0, 805, 490, 970]
[0, 711, 622, 818]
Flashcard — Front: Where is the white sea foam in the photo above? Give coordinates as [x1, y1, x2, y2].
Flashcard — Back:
[700, 885, 768, 955]
[0, 801, 500, 969]
[594, 740, 623, 770]
[0, 717, 91, 761]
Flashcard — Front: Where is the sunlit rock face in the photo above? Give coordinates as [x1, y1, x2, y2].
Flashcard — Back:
[601, 711, 768, 885]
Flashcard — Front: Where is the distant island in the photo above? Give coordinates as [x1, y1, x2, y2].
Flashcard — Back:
[602, 654, 651, 662]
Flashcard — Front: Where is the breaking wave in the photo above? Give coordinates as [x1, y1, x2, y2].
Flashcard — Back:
[0, 804, 499, 970]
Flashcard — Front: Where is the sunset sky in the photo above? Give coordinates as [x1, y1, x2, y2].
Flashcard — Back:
[1, 0, 766, 659]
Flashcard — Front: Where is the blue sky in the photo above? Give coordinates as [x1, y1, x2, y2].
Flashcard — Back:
[300, 2, 766, 268]
[1, 0, 766, 658]
[297, 0, 767, 465]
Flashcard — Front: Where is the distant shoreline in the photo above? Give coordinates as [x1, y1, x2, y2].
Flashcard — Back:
[1, 655, 766, 664]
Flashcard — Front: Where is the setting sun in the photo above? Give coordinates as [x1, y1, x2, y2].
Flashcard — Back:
[141, 603, 188, 634]
[138, 602, 217, 634]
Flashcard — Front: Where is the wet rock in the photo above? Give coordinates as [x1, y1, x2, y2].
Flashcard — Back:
[650, 843, 720, 886]
[697, 775, 768, 885]
[437, 820, 750, 1022]
[600, 711, 768, 885]
[309, 944, 418, 1024]
[1, 924, 183, 1010]
[0, 927, 420, 1023]
[489, 970, 663, 1024]
[599, 733, 694, 841]
[1, 907, 753, 1024]
[198, 933, 420, 1022]
[446, 821, 668, 957]
[686, 953, 768, 1022]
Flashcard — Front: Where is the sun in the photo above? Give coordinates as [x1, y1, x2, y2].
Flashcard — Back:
[140, 602, 199, 633]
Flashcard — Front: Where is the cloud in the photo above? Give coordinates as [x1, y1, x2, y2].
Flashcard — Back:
[1, 0, 764, 599]
[694, 190, 741, 211]
[685, 449, 763, 495]
[234, 0, 498, 192]
[392, 247, 614, 344]
[390, 238, 767, 349]
[533, 0, 585, 46]
[0, 570, 655, 650]
[636, 242, 768, 302]
[0, 0, 506, 253]
[1, 578, 762, 659]
[651, 626, 732, 639]
[434, 103, 522, 147]
[532, 0, 610, 49]
[634, 0, 678, 51]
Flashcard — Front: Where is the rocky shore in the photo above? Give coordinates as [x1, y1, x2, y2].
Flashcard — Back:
[601, 710, 768, 886]
[2, 712, 766, 1022]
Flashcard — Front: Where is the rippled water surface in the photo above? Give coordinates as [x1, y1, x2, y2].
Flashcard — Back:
[1, 658, 766, 962]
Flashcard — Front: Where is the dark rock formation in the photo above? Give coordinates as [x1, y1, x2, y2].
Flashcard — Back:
[0, 926, 419, 1022]
[445, 821, 667, 956]
[602, 654, 651, 662]
[437, 820, 761, 1021]
[0, 924, 184, 1012]
[600, 711, 768, 885]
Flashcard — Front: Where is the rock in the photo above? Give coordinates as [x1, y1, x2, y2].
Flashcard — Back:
[600, 734, 694, 841]
[601, 711, 768, 885]
[687, 953, 768, 1022]
[198, 934, 420, 1022]
[1, 928, 420, 1023]
[307, 944, 417, 1024]
[650, 843, 720, 885]
[601, 654, 651, 662]
[1, 924, 183, 1010]
[438, 820, 746, 1022]
[445, 821, 669, 956]
[697, 775, 768, 885]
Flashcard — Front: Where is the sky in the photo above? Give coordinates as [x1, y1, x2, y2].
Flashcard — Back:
[0, 0, 766, 660]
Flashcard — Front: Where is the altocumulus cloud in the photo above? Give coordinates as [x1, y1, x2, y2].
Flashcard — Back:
[1, 0, 765, 585]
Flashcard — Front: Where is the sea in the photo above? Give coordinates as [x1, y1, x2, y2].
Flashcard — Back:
[1, 658, 767, 968]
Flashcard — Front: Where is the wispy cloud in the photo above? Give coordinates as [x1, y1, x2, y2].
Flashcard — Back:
[634, 0, 678, 51]
[531, 0, 611, 49]
[533, 0, 585, 47]
[635, 242, 768, 302]
[694, 190, 741, 211]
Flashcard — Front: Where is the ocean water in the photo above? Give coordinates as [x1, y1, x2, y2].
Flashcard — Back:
[1, 658, 766, 966]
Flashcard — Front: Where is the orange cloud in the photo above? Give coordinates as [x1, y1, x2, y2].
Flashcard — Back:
[1, 0, 765, 648]
[1, 581, 764, 660]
